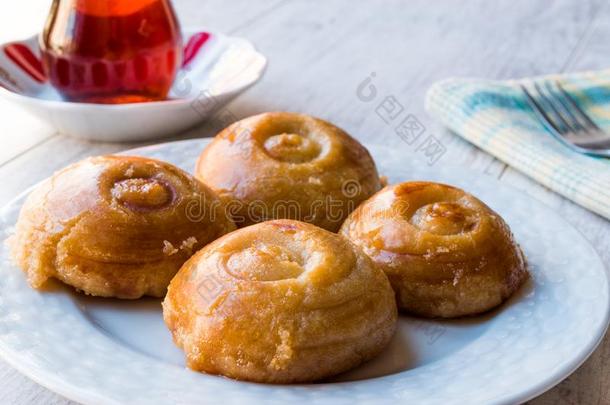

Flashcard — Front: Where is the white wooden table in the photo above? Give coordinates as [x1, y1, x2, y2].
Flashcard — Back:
[1, 1, 609, 403]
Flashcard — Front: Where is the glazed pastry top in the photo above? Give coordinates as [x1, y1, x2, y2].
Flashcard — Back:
[35, 156, 229, 262]
[195, 112, 382, 230]
[198, 111, 377, 178]
[167, 220, 390, 316]
[163, 220, 397, 382]
[11, 155, 235, 294]
[341, 181, 520, 282]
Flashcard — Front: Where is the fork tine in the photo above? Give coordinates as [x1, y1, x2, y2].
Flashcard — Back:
[522, 82, 610, 157]
[543, 81, 587, 132]
[555, 81, 600, 131]
[533, 82, 579, 134]
[521, 85, 566, 135]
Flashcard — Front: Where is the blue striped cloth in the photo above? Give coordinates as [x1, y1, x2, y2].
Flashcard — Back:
[426, 72, 610, 221]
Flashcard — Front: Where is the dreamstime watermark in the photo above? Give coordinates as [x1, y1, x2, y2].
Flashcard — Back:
[189, 88, 246, 138]
[341, 179, 362, 198]
[184, 85, 257, 156]
[356, 72, 446, 165]
[180, 178, 371, 225]
[195, 271, 235, 317]
[174, 177, 412, 227]
[170, 62, 245, 137]
[410, 319, 446, 345]
[194, 268, 402, 321]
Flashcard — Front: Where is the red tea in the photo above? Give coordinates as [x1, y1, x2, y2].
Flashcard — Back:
[41, 0, 182, 104]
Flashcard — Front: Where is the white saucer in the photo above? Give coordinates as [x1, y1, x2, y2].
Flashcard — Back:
[0, 140, 608, 404]
[0, 30, 266, 142]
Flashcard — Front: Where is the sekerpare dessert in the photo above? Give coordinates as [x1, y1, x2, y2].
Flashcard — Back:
[10, 155, 235, 299]
[340, 181, 528, 318]
[163, 219, 397, 382]
[195, 112, 382, 231]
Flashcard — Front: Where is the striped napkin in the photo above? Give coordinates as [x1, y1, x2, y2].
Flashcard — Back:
[426, 71, 610, 221]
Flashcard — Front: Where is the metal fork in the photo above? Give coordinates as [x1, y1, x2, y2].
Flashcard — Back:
[521, 81, 610, 157]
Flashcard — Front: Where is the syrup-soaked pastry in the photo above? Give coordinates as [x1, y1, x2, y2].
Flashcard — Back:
[340, 181, 528, 318]
[10, 155, 235, 299]
[163, 219, 397, 383]
[195, 112, 382, 231]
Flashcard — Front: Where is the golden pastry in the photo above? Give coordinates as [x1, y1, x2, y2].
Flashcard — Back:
[195, 112, 382, 231]
[340, 181, 528, 318]
[10, 155, 235, 299]
[163, 219, 397, 383]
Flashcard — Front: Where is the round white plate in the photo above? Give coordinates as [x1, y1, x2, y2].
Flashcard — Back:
[0, 139, 608, 405]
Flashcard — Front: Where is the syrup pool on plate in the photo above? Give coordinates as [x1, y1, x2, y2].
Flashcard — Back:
[40, 0, 182, 104]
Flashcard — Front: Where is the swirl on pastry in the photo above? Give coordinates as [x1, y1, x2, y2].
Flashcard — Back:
[163, 219, 397, 383]
[340, 181, 528, 318]
[10, 155, 235, 299]
[195, 112, 382, 231]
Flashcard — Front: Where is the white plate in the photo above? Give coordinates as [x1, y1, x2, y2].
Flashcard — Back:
[0, 139, 608, 405]
[0, 29, 266, 142]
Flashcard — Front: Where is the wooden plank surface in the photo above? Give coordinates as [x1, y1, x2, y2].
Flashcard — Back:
[0, 0, 608, 403]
